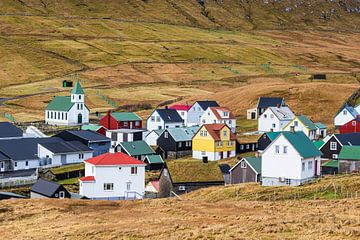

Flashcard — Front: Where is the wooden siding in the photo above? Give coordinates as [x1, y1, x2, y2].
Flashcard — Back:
[230, 159, 259, 184]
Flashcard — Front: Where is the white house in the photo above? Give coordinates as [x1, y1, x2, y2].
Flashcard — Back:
[187, 100, 219, 126]
[200, 106, 236, 132]
[261, 131, 322, 186]
[258, 106, 295, 132]
[38, 141, 93, 167]
[334, 105, 359, 127]
[146, 108, 184, 132]
[169, 104, 191, 126]
[282, 115, 317, 140]
[79, 151, 146, 200]
[145, 129, 164, 146]
[45, 81, 89, 126]
[106, 128, 148, 147]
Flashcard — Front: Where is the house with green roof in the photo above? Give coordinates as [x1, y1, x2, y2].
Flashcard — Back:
[117, 140, 156, 161]
[100, 111, 142, 130]
[144, 155, 164, 170]
[257, 131, 281, 153]
[45, 81, 89, 126]
[315, 122, 327, 139]
[283, 115, 319, 140]
[262, 131, 322, 186]
[229, 156, 262, 184]
[338, 145, 360, 173]
[156, 126, 200, 159]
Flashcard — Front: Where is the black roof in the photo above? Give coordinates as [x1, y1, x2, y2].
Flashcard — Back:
[31, 178, 66, 197]
[156, 109, 183, 123]
[0, 122, 23, 138]
[219, 164, 231, 174]
[0, 137, 64, 161]
[66, 130, 110, 142]
[40, 141, 93, 154]
[335, 133, 360, 146]
[0, 151, 10, 161]
[257, 97, 284, 109]
[196, 100, 219, 110]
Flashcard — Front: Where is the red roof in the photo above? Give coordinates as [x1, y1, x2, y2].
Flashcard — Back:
[85, 152, 146, 166]
[79, 176, 95, 182]
[209, 107, 235, 120]
[169, 104, 191, 111]
[202, 124, 237, 140]
[151, 180, 160, 192]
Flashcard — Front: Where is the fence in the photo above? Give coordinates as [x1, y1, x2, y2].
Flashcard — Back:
[1, 112, 15, 122]
[0, 175, 37, 189]
[96, 90, 118, 108]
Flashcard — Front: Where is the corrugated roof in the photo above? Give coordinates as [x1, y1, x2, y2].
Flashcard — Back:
[85, 152, 145, 166]
[120, 140, 155, 156]
[244, 157, 262, 173]
[209, 107, 235, 120]
[297, 115, 317, 130]
[0, 122, 23, 138]
[321, 160, 339, 168]
[268, 106, 294, 120]
[46, 96, 74, 111]
[281, 131, 322, 158]
[110, 112, 142, 121]
[335, 133, 360, 146]
[166, 126, 200, 142]
[39, 141, 93, 154]
[66, 130, 110, 142]
[169, 104, 192, 111]
[145, 155, 164, 164]
[257, 97, 284, 108]
[71, 81, 84, 94]
[315, 122, 327, 129]
[156, 109, 183, 123]
[339, 146, 360, 160]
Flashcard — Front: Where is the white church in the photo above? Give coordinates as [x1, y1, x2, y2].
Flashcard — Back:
[45, 81, 89, 126]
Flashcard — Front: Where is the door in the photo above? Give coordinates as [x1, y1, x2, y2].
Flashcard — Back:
[202, 156, 208, 163]
[220, 152, 223, 159]
[61, 155, 67, 165]
[0, 162, 4, 172]
[251, 112, 256, 120]
[123, 133, 128, 142]
[314, 160, 318, 176]
[77, 113, 82, 124]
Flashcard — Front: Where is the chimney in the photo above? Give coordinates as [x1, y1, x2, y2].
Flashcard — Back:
[276, 103, 280, 108]
[290, 126, 295, 133]
[165, 106, 168, 109]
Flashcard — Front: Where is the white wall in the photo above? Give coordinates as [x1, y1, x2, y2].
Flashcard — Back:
[13, 159, 38, 171]
[45, 110, 70, 125]
[177, 110, 188, 126]
[80, 163, 145, 199]
[200, 108, 236, 132]
[145, 131, 160, 146]
[192, 150, 235, 161]
[334, 108, 356, 126]
[187, 102, 205, 126]
[258, 108, 286, 132]
[146, 111, 165, 131]
[46, 105, 89, 126]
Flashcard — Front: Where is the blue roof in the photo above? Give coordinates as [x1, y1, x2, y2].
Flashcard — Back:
[257, 97, 284, 109]
[0, 122, 23, 138]
[156, 109, 183, 123]
[196, 101, 219, 110]
[334, 133, 360, 146]
[165, 126, 200, 142]
[338, 105, 359, 119]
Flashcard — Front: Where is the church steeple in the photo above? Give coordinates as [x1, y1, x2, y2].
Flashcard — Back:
[71, 81, 85, 103]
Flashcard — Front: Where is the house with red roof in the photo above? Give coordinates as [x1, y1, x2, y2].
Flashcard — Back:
[169, 104, 192, 126]
[200, 106, 236, 132]
[79, 151, 146, 200]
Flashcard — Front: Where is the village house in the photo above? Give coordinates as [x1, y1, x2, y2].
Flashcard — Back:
[146, 108, 184, 132]
[256, 97, 285, 119]
[258, 106, 295, 133]
[261, 131, 322, 186]
[158, 160, 224, 197]
[144, 129, 164, 146]
[156, 126, 199, 159]
[145, 180, 160, 198]
[117, 140, 156, 161]
[31, 178, 71, 199]
[315, 122, 327, 138]
[334, 104, 360, 127]
[200, 106, 236, 132]
[282, 115, 318, 140]
[37, 141, 93, 166]
[0, 122, 23, 139]
[45, 81, 89, 126]
[229, 157, 262, 184]
[257, 132, 281, 153]
[338, 146, 360, 173]
[143, 155, 164, 171]
[339, 117, 360, 134]
[192, 124, 236, 161]
[100, 111, 142, 130]
[319, 133, 360, 160]
[106, 128, 147, 147]
[187, 100, 219, 126]
[169, 104, 192, 126]
[79, 152, 146, 200]
[81, 124, 107, 136]
[54, 130, 111, 156]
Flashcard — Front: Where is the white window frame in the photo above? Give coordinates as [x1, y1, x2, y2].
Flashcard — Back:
[283, 146, 288, 154]
[275, 145, 280, 154]
[330, 142, 337, 151]
[131, 167, 138, 175]
[240, 161, 246, 168]
[308, 161, 313, 170]
[59, 191, 65, 199]
[103, 183, 114, 191]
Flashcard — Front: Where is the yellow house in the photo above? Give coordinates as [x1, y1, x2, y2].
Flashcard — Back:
[192, 124, 236, 161]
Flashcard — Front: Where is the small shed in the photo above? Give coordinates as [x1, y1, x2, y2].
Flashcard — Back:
[62, 80, 73, 88]
[229, 157, 262, 184]
[338, 146, 360, 173]
[311, 74, 326, 80]
[321, 160, 338, 175]
[145, 180, 160, 198]
[30, 178, 71, 199]
[144, 155, 164, 171]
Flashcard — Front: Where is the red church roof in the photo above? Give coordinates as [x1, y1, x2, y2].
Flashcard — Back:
[85, 152, 146, 166]
[169, 104, 191, 111]
[79, 176, 95, 182]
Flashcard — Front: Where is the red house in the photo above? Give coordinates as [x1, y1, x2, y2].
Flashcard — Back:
[100, 111, 142, 130]
[339, 117, 360, 134]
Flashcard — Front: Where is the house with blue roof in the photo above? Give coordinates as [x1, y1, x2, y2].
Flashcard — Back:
[45, 81, 89, 126]
[261, 131, 322, 186]
[334, 104, 359, 127]
[146, 108, 184, 132]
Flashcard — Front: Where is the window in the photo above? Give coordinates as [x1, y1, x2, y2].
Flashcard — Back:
[202, 119, 206, 124]
[272, 123, 276, 128]
[264, 114, 267, 118]
[81, 104, 83, 110]
[223, 112, 229, 117]
[240, 161, 247, 168]
[111, 132, 117, 141]
[156, 116, 161, 122]
[353, 121, 357, 126]
[79, 95, 81, 100]
[181, 111, 185, 116]
[216, 141, 223, 147]
[275, 145, 280, 154]
[135, 121, 140, 126]
[330, 142, 337, 151]
[79, 154, 84, 159]
[65, 113, 67, 120]
[25, 161, 28, 166]
[61, 112, 64, 120]
[285, 179, 291, 185]
[77, 104, 80, 110]
[53, 112, 56, 119]
[58, 112, 60, 119]
[302, 162, 305, 171]
[200, 130, 208, 137]
[104, 183, 114, 191]
[59, 191, 65, 199]
[227, 141, 232, 147]
[151, 116, 155, 122]
[332, 154, 338, 159]
[14, 162, 17, 167]
[186, 141, 191, 147]
[47, 111, 49, 119]
[178, 186, 186, 191]
[126, 182, 131, 191]
[124, 122, 128, 127]
[72, 95, 74, 100]
[308, 161, 313, 170]
[164, 132, 169, 138]
[343, 110, 347, 115]
[240, 145, 244, 150]
[223, 131, 227, 137]
[283, 146, 288, 154]
[246, 144, 249, 150]
[178, 142, 182, 147]
[294, 121, 298, 127]
[131, 167, 138, 175]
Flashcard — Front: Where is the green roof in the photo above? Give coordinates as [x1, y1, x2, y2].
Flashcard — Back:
[166, 126, 200, 142]
[71, 81, 84, 94]
[166, 160, 224, 183]
[244, 157, 262, 173]
[81, 124, 102, 131]
[315, 122, 327, 129]
[266, 132, 281, 141]
[145, 155, 164, 164]
[321, 160, 339, 168]
[297, 115, 317, 130]
[281, 131, 322, 158]
[313, 140, 324, 149]
[46, 96, 74, 111]
[111, 112, 141, 121]
[339, 146, 360, 160]
[120, 140, 155, 156]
